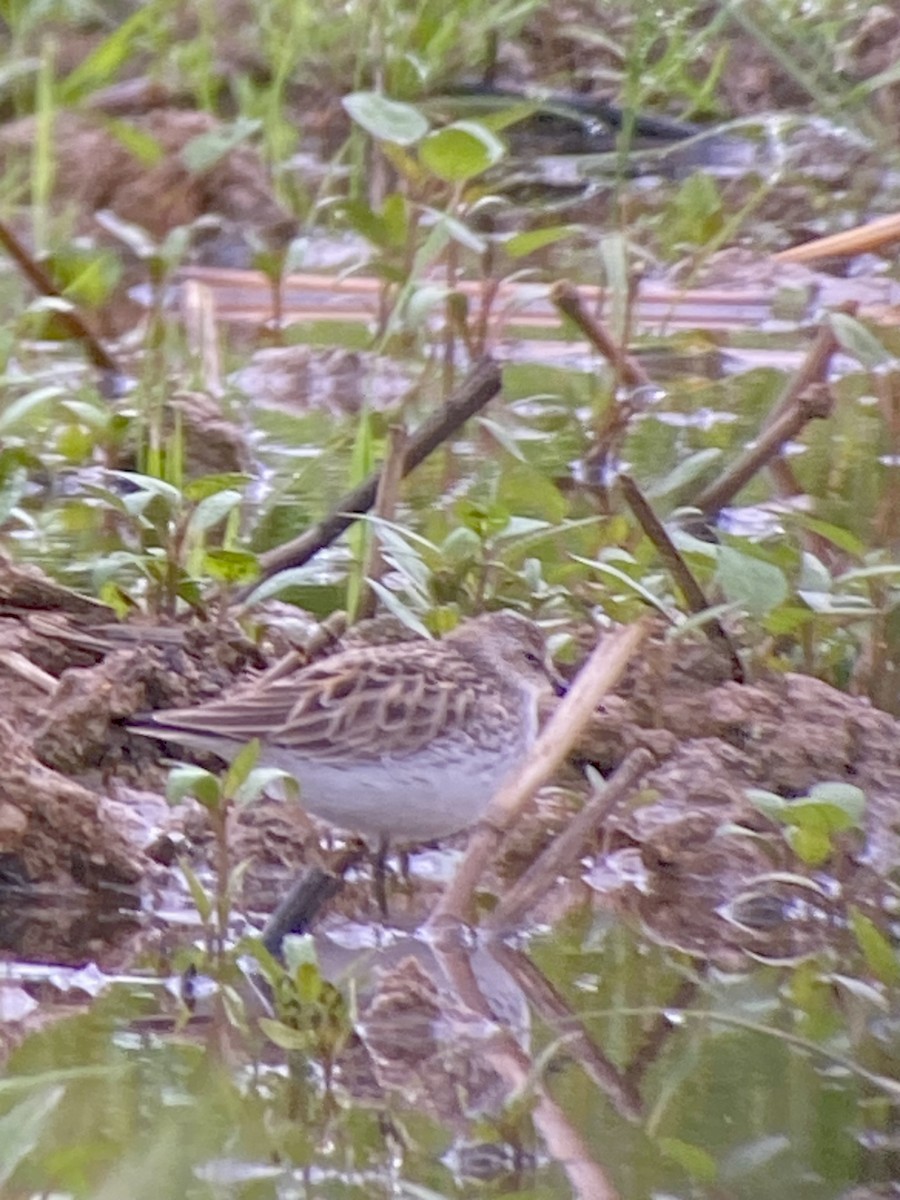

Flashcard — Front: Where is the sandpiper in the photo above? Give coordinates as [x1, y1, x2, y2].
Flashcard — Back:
[130, 610, 564, 844]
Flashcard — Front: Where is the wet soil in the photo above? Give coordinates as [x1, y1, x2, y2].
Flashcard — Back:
[1, 0, 898, 981]
[2, 554, 897, 969]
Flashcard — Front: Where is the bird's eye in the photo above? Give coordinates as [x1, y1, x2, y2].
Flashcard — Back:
[524, 652, 543, 668]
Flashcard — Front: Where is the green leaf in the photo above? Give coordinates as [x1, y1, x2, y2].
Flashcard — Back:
[478, 415, 527, 462]
[97, 580, 133, 618]
[671, 602, 740, 638]
[341, 194, 409, 249]
[94, 208, 159, 258]
[418, 120, 505, 182]
[234, 767, 299, 807]
[572, 555, 670, 615]
[424, 208, 485, 253]
[647, 447, 722, 500]
[783, 800, 856, 835]
[343, 92, 429, 145]
[107, 471, 183, 507]
[806, 782, 866, 825]
[202, 548, 259, 584]
[440, 525, 481, 564]
[365, 578, 433, 638]
[786, 825, 832, 866]
[57, 3, 158, 101]
[798, 551, 832, 593]
[187, 489, 243, 536]
[103, 117, 165, 167]
[830, 312, 892, 368]
[0, 1086, 64, 1187]
[258, 1017, 311, 1051]
[380, 192, 409, 245]
[180, 860, 213, 923]
[223, 739, 261, 796]
[827, 972, 888, 1009]
[721, 1134, 790, 1180]
[0, 457, 27, 525]
[763, 604, 814, 636]
[497, 515, 552, 540]
[294, 961, 324, 1004]
[797, 590, 874, 615]
[716, 546, 788, 617]
[745, 788, 788, 820]
[663, 171, 723, 252]
[284, 933, 319, 976]
[405, 284, 450, 327]
[850, 908, 900, 986]
[658, 1137, 717, 1183]
[166, 765, 221, 809]
[792, 515, 865, 556]
[0, 385, 65, 435]
[835, 564, 900, 585]
[183, 473, 252, 503]
[60, 251, 122, 308]
[366, 519, 435, 596]
[504, 225, 575, 258]
[243, 567, 322, 606]
[181, 118, 262, 173]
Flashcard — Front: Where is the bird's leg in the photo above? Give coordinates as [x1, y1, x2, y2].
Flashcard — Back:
[261, 847, 365, 958]
[373, 835, 390, 918]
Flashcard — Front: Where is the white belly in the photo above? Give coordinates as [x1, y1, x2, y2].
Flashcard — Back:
[259, 739, 527, 842]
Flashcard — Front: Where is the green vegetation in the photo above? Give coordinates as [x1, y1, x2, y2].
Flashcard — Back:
[1, 0, 900, 1196]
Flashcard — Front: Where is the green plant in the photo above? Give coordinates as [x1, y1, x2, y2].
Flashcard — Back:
[745, 781, 866, 867]
[82, 470, 257, 616]
[242, 934, 351, 1068]
[166, 739, 298, 962]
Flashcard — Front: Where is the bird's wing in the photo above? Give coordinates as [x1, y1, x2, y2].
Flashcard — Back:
[273, 649, 478, 761]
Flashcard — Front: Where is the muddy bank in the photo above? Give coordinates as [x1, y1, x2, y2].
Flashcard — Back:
[1, 558, 897, 964]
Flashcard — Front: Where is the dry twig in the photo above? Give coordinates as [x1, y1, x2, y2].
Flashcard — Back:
[237, 357, 502, 602]
[619, 475, 745, 683]
[0, 219, 118, 374]
[356, 424, 407, 622]
[428, 620, 651, 927]
[485, 749, 657, 931]
[693, 386, 833, 517]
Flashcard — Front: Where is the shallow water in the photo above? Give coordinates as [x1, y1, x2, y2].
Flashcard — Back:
[3, 91, 900, 1200]
[3, 897, 898, 1199]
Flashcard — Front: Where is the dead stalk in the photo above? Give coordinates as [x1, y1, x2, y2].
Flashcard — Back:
[693, 385, 834, 517]
[236, 356, 502, 601]
[356, 424, 407, 621]
[485, 748, 657, 932]
[427, 620, 651, 928]
[0, 219, 118, 374]
[551, 279, 652, 388]
[619, 474, 745, 683]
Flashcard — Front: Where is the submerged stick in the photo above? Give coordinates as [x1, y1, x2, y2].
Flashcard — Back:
[239, 357, 502, 602]
[430, 925, 620, 1200]
[761, 305, 851, 434]
[428, 619, 650, 928]
[489, 941, 645, 1122]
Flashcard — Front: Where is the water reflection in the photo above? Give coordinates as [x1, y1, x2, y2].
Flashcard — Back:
[3, 883, 900, 1198]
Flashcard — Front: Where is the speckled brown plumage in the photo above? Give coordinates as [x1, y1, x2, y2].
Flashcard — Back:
[131, 611, 560, 841]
